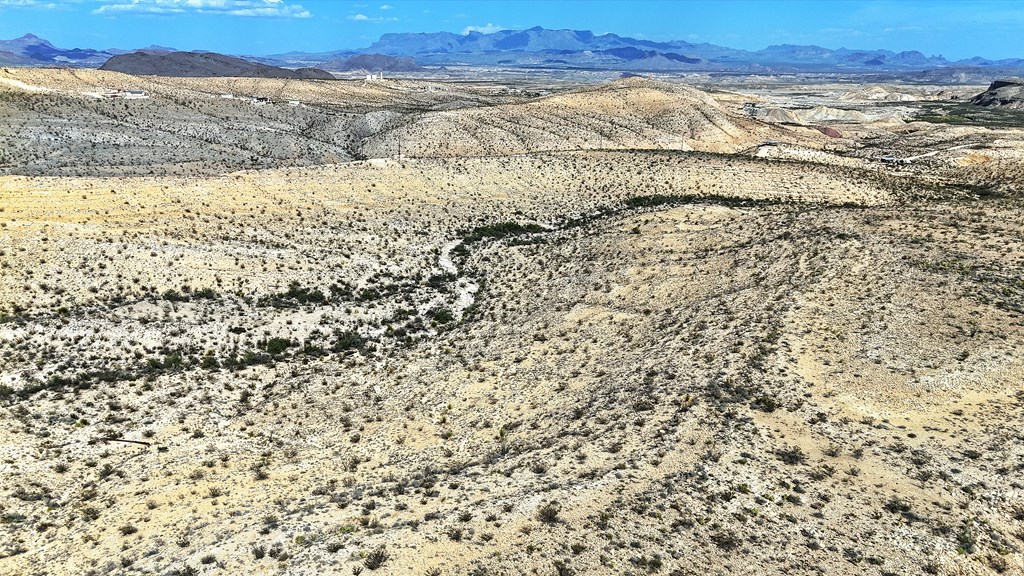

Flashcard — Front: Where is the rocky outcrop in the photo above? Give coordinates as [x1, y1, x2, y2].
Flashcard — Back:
[970, 78, 1024, 109]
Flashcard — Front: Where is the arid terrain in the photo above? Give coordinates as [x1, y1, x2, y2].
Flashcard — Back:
[1, 68, 1024, 576]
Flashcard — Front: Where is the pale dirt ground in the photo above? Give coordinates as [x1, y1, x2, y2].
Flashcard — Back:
[1, 71, 1023, 576]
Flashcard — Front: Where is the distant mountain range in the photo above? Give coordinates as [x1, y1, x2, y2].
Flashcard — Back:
[4, 28, 1024, 73]
[0, 33, 112, 66]
[337, 26, 1024, 72]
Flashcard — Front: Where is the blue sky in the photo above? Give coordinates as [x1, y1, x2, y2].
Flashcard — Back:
[1, 0, 1023, 59]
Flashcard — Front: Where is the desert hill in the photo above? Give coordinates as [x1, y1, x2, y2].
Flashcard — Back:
[1, 63, 1024, 576]
[0, 49, 34, 66]
[325, 54, 423, 73]
[100, 51, 333, 79]
[1, 149, 1023, 575]
[361, 77, 804, 157]
[970, 78, 1024, 109]
[0, 70, 822, 177]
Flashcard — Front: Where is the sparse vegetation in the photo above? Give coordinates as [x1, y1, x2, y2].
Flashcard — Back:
[0, 68, 1022, 576]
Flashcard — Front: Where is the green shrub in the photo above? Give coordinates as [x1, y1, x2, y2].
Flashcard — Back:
[463, 222, 546, 244]
[332, 330, 365, 353]
[264, 338, 292, 355]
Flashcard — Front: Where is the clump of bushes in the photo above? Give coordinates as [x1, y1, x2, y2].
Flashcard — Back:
[463, 222, 546, 244]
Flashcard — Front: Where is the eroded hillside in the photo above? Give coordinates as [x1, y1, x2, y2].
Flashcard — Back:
[1, 71, 1023, 576]
[0, 70, 820, 177]
[359, 79, 802, 157]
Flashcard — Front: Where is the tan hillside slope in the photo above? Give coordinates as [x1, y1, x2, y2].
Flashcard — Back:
[0, 68, 519, 176]
[0, 150, 915, 311]
[0, 67, 476, 108]
[1, 162, 1022, 575]
[362, 78, 802, 157]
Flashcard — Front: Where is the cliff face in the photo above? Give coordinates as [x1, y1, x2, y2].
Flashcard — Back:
[970, 78, 1024, 109]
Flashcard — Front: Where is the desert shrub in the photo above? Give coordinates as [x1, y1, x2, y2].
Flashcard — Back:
[711, 529, 741, 551]
[200, 351, 219, 370]
[161, 289, 188, 302]
[263, 338, 292, 355]
[364, 546, 389, 570]
[624, 193, 771, 209]
[260, 281, 326, 307]
[357, 288, 381, 301]
[956, 522, 978, 554]
[752, 394, 780, 412]
[430, 306, 455, 324]
[775, 445, 807, 465]
[537, 501, 561, 523]
[553, 559, 574, 576]
[146, 351, 184, 372]
[463, 222, 546, 244]
[332, 330, 365, 353]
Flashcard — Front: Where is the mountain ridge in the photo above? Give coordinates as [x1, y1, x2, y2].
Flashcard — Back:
[0, 32, 110, 66]
[99, 51, 334, 79]
[349, 26, 1018, 72]
[4, 28, 1024, 73]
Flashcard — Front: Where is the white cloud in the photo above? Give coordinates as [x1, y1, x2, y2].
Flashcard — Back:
[214, 6, 310, 17]
[0, 0, 67, 7]
[348, 11, 396, 23]
[378, 3, 391, 9]
[92, 0, 310, 18]
[882, 26, 927, 33]
[462, 23, 505, 35]
[94, 3, 183, 14]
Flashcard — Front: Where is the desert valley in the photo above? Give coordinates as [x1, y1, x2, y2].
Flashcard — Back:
[1, 24, 1024, 576]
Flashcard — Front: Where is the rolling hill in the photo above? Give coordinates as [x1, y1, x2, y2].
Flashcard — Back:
[100, 51, 333, 79]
